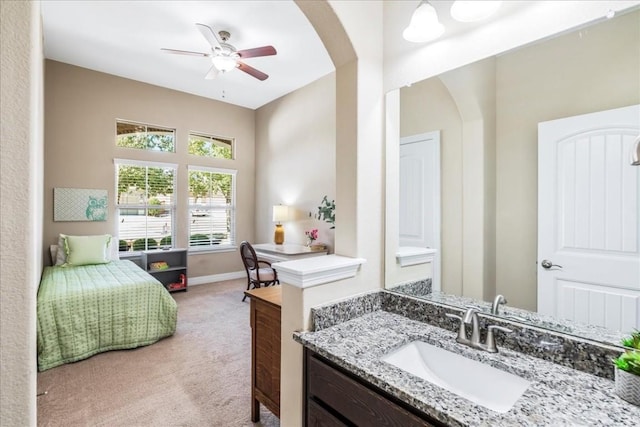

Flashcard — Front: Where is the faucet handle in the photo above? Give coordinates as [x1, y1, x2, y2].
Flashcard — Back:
[445, 313, 462, 321]
[485, 325, 513, 353]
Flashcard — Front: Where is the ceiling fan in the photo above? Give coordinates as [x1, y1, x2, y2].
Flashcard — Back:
[161, 23, 277, 81]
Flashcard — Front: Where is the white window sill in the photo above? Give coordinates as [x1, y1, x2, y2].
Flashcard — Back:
[188, 245, 237, 255]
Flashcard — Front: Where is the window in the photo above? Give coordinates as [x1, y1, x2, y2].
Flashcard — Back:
[115, 159, 176, 252]
[116, 120, 175, 153]
[188, 132, 233, 159]
[188, 166, 236, 250]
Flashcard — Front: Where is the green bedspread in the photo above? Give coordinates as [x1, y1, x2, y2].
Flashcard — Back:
[37, 260, 177, 371]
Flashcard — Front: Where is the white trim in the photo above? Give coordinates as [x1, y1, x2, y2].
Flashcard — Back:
[399, 130, 441, 291]
[272, 255, 367, 288]
[188, 270, 246, 286]
[114, 158, 178, 169]
[396, 247, 437, 267]
[188, 165, 237, 176]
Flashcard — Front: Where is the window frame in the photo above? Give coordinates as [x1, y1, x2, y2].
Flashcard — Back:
[187, 165, 237, 253]
[115, 119, 176, 153]
[188, 131, 235, 160]
[114, 158, 178, 253]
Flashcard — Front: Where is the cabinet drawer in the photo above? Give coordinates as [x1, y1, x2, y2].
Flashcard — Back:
[307, 399, 348, 427]
[306, 351, 439, 427]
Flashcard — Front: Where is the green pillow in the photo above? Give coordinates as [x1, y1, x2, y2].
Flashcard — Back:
[64, 234, 112, 266]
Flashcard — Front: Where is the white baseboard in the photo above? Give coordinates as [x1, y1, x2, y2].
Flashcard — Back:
[188, 271, 246, 286]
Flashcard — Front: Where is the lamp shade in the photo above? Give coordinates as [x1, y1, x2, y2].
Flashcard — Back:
[403, 1, 445, 43]
[451, 1, 502, 23]
[272, 205, 289, 223]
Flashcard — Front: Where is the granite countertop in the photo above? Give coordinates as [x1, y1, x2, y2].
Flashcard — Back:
[294, 310, 640, 427]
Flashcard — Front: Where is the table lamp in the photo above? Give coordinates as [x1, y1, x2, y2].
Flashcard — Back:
[272, 205, 289, 245]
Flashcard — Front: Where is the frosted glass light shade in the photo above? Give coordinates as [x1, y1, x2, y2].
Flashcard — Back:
[403, 1, 445, 43]
[272, 205, 289, 223]
[450, 1, 502, 23]
[212, 55, 237, 72]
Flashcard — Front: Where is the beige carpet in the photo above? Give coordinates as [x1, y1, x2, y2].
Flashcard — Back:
[37, 279, 281, 427]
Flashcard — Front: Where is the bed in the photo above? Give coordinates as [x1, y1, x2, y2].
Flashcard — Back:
[37, 259, 178, 371]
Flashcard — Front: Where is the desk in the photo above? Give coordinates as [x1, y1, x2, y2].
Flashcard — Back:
[253, 243, 328, 263]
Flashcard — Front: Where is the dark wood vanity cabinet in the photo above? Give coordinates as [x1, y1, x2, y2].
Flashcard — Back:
[304, 348, 444, 427]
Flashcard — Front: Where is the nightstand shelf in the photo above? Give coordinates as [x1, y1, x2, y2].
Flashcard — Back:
[142, 248, 188, 292]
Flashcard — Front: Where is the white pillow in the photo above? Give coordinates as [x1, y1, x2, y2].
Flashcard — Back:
[55, 234, 118, 265]
[63, 234, 112, 266]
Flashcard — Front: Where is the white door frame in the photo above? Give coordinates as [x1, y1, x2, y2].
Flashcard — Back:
[399, 131, 441, 291]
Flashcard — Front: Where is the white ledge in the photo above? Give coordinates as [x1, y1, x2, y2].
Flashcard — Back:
[396, 247, 437, 267]
[272, 255, 367, 289]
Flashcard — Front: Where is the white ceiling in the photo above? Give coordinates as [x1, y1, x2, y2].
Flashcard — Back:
[41, 0, 335, 110]
[41, 1, 635, 110]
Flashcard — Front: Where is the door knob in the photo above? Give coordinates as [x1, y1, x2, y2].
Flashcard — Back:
[541, 259, 563, 269]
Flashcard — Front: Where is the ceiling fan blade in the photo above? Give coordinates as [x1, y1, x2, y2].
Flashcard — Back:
[195, 23, 221, 49]
[237, 46, 277, 59]
[237, 61, 268, 81]
[161, 48, 211, 57]
[204, 65, 219, 80]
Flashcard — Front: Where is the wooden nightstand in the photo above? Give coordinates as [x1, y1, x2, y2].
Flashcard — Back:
[244, 286, 281, 421]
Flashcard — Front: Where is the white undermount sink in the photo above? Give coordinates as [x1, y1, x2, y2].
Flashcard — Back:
[381, 341, 531, 413]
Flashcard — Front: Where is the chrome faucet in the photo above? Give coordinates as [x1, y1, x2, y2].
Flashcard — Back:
[491, 294, 507, 315]
[446, 307, 512, 353]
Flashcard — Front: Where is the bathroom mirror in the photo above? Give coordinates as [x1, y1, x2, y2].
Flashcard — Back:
[385, 9, 640, 346]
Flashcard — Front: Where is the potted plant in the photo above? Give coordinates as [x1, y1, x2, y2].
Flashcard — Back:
[316, 196, 335, 229]
[613, 330, 640, 406]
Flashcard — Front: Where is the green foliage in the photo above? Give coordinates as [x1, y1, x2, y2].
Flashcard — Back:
[116, 133, 175, 152]
[117, 165, 174, 204]
[188, 170, 233, 204]
[621, 330, 640, 350]
[189, 234, 211, 246]
[118, 239, 129, 252]
[614, 351, 640, 376]
[188, 136, 232, 159]
[613, 330, 640, 376]
[160, 236, 172, 247]
[316, 195, 335, 229]
[132, 238, 158, 251]
[148, 197, 166, 217]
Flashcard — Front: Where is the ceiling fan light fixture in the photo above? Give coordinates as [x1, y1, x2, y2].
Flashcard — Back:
[211, 55, 237, 73]
[450, 1, 502, 23]
[403, 1, 445, 43]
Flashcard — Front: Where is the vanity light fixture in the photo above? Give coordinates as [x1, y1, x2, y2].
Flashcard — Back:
[631, 135, 640, 166]
[450, 0, 502, 23]
[403, 0, 445, 43]
[272, 205, 289, 245]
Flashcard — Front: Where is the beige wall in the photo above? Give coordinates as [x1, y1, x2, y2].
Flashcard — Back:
[44, 61, 256, 277]
[399, 77, 463, 296]
[390, 10, 639, 311]
[255, 73, 336, 249]
[0, 1, 43, 425]
[495, 9, 640, 310]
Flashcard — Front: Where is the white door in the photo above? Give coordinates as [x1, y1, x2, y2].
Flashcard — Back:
[399, 131, 441, 289]
[538, 104, 640, 331]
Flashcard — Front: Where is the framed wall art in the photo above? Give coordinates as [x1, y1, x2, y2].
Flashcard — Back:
[54, 188, 108, 222]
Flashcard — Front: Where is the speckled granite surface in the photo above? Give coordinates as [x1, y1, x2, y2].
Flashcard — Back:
[382, 292, 623, 380]
[391, 288, 625, 346]
[311, 290, 624, 379]
[295, 311, 640, 427]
